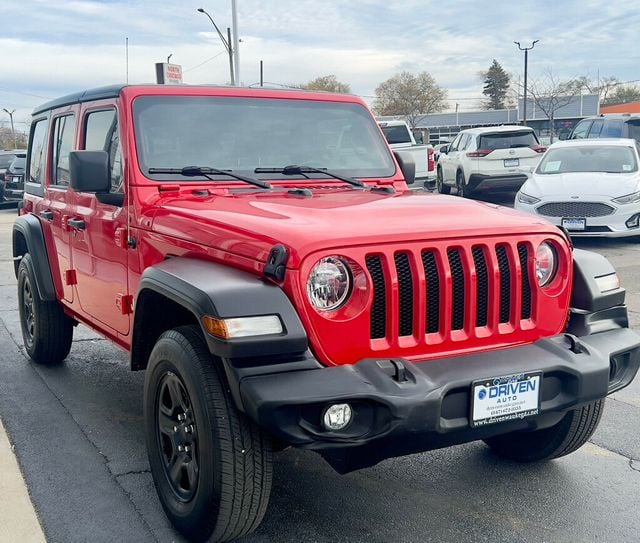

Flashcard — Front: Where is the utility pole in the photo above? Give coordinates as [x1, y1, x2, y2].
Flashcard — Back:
[514, 40, 539, 126]
[2, 108, 16, 148]
[231, 0, 240, 85]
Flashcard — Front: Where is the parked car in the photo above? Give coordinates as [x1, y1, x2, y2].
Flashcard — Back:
[436, 125, 545, 197]
[14, 84, 640, 542]
[569, 114, 640, 143]
[1, 152, 26, 203]
[378, 120, 435, 186]
[0, 149, 26, 204]
[514, 139, 640, 237]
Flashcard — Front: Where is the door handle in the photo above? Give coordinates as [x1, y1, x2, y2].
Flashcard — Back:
[39, 210, 54, 221]
[68, 218, 86, 230]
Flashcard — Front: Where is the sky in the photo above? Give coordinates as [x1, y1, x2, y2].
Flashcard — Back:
[1, 0, 639, 132]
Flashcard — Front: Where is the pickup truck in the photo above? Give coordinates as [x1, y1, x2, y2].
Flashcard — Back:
[378, 120, 435, 187]
[14, 84, 640, 542]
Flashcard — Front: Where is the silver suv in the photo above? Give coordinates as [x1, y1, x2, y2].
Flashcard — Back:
[436, 126, 545, 197]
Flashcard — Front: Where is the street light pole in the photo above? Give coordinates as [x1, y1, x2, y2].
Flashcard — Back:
[197, 7, 235, 85]
[231, 0, 240, 85]
[2, 108, 16, 148]
[514, 40, 539, 126]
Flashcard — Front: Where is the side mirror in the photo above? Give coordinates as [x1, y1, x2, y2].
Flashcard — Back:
[558, 132, 569, 141]
[69, 151, 110, 193]
[393, 150, 416, 185]
[440, 145, 449, 155]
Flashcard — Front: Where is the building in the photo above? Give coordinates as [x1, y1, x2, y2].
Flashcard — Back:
[411, 94, 599, 144]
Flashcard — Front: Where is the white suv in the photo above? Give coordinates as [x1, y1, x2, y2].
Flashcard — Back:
[436, 126, 545, 197]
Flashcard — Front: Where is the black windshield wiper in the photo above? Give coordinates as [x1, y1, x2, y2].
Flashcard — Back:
[148, 166, 272, 189]
[254, 165, 365, 188]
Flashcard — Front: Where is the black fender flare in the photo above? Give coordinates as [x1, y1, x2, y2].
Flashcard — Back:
[134, 257, 308, 361]
[13, 214, 57, 301]
[567, 249, 628, 336]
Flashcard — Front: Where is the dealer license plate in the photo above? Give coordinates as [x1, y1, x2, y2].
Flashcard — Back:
[504, 158, 519, 167]
[470, 372, 541, 427]
[561, 217, 586, 231]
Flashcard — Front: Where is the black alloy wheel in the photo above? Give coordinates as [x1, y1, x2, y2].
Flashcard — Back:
[155, 371, 199, 502]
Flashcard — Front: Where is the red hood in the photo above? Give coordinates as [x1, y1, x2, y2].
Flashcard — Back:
[149, 188, 557, 267]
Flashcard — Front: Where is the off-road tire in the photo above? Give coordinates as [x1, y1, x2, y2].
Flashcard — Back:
[483, 400, 604, 462]
[17, 253, 73, 364]
[436, 167, 450, 194]
[144, 325, 273, 543]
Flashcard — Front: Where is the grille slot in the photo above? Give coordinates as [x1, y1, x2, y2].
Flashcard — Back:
[395, 253, 414, 336]
[422, 251, 440, 334]
[472, 247, 489, 327]
[367, 241, 534, 342]
[447, 249, 465, 330]
[518, 244, 532, 320]
[366, 256, 386, 339]
[496, 245, 511, 323]
[536, 202, 614, 217]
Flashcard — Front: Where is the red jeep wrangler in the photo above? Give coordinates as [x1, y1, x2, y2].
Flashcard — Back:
[13, 85, 640, 542]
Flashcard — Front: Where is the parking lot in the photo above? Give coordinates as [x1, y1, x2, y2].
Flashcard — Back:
[1, 202, 639, 543]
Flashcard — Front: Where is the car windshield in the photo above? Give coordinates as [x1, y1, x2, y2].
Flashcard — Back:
[133, 96, 396, 180]
[536, 145, 638, 174]
[0, 154, 16, 168]
[478, 131, 538, 150]
[9, 156, 26, 171]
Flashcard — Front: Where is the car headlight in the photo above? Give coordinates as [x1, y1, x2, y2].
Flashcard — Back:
[307, 256, 352, 311]
[517, 191, 541, 205]
[535, 242, 557, 287]
[613, 191, 640, 205]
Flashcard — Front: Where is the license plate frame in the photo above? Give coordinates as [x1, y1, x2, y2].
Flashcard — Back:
[470, 371, 541, 428]
[503, 158, 520, 167]
[561, 217, 586, 231]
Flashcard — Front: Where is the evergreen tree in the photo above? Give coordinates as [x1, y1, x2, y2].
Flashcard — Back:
[481, 60, 510, 110]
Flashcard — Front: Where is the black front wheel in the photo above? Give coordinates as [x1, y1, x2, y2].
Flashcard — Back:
[144, 326, 273, 542]
[436, 167, 450, 194]
[17, 253, 73, 364]
[456, 171, 470, 198]
[484, 400, 604, 462]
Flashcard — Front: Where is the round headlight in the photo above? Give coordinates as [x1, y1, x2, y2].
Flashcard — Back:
[307, 257, 352, 311]
[535, 242, 557, 287]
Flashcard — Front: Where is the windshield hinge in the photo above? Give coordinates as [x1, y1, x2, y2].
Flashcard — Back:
[264, 244, 289, 281]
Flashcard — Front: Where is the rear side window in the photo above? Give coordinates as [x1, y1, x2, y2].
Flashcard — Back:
[52, 115, 76, 186]
[381, 125, 412, 144]
[602, 120, 623, 138]
[84, 109, 123, 193]
[627, 121, 640, 143]
[478, 131, 538, 150]
[588, 119, 604, 138]
[571, 120, 591, 139]
[28, 119, 49, 185]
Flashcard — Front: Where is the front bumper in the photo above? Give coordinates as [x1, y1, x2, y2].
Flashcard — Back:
[240, 326, 639, 462]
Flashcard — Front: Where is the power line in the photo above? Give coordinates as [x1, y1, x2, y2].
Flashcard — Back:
[183, 50, 227, 73]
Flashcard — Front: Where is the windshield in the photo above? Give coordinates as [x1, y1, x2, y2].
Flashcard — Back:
[537, 145, 638, 174]
[0, 154, 16, 168]
[133, 96, 396, 180]
[9, 156, 26, 171]
[478, 131, 538, 150]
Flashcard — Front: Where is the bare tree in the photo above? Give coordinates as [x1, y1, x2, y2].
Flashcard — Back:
[528, 69, 581, 143]
[574, 75, 620, 105]
[374, 71, 447, 128]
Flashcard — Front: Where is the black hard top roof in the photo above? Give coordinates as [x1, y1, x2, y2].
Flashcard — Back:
[33, 84, 128, 115]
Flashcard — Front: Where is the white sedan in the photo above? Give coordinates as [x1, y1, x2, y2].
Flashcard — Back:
[514, 138, 640, 237]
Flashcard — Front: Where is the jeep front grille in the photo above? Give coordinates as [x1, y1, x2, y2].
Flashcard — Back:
[536, 202, 615, 217]
[365, 242, 534, 342]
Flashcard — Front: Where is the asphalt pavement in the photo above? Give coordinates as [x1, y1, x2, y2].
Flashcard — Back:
[0, 203, 639, 543]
